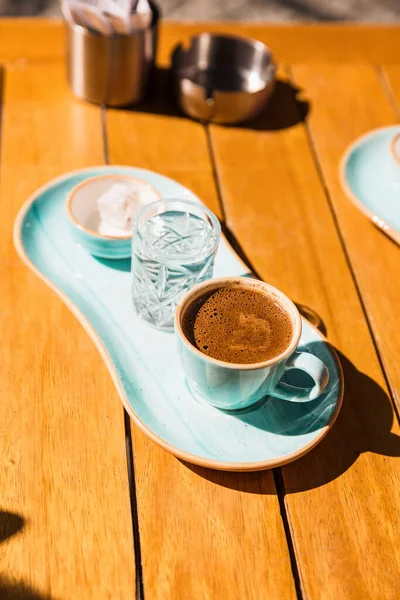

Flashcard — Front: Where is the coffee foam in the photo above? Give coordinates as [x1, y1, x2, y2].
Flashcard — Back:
[182, 287, 293, 364]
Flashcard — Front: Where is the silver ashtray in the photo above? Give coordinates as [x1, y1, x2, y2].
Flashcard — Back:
[171, 33, 276, 125]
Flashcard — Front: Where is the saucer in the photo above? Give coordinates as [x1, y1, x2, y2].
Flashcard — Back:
[341, 125, 400, 246]
[14, 166, 343, 471]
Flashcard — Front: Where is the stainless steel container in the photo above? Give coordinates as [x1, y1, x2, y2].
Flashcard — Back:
[66, 6, 159, 107]
[172, 33, 276, 124]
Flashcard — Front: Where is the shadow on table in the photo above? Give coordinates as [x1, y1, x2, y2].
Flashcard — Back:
[0, 577, 52, 600]
[0, 511, 24, 544]
[0, 512, 50, 599]
[282, 348, 400, 491]
[184, 348, 400, 492]
[116, 67, 310, 131]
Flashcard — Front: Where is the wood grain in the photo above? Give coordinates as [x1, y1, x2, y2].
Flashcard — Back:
[2, 20, 400, 64]
[0, 62, 136, 598]
[209, 66, 400, 598]
[106, 76, 297, 600]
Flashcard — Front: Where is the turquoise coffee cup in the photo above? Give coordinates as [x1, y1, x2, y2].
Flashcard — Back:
[175, 277, 329, 411]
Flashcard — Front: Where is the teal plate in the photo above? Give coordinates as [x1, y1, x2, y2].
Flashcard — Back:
[341, 125, 400, 246]
[14, 166, 343, 471]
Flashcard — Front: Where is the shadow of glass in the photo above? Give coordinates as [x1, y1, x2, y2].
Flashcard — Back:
[0, 511, 24, 544]
[119, 68, 309, 132]
[221, 222, 256, 274]
[184, 347, 400, 492]
[93, 256, 131, 272]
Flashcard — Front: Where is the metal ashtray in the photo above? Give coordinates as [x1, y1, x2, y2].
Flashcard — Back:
[171, 33, 276, 125]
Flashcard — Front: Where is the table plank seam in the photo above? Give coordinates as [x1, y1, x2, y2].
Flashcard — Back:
[124, 413, 146, 600]
[273, 468, 303, 600]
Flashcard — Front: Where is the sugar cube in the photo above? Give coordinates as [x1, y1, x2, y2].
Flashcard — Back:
[97, 183, 141, 230]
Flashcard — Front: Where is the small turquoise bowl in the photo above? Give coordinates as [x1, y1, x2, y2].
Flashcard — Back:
[66, 174, 161, 259]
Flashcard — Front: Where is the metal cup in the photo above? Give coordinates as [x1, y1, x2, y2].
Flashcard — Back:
[66, 4, 159, 107]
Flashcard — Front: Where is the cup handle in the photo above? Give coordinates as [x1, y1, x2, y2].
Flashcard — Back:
[271, 352, 330, 402]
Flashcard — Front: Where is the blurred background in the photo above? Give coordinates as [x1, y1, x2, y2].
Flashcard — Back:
[2, 0, 400, 21]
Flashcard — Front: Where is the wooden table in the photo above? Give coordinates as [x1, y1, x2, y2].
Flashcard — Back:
[1, 19, 400, 600]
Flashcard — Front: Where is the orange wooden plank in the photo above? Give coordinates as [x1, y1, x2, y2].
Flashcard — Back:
[158, 22, 400, 66]
[292, 63, 400, 409]
[0, 61, 136, 598]
[1, 20, 400, 64]
[106, 78, 297, 600]
[209, 65, 400, 599]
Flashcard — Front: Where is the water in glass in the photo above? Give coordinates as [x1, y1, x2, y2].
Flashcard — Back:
[132, 201, 220, 329]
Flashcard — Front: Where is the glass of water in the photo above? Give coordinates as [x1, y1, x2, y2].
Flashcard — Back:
[131, 198, 221, 330]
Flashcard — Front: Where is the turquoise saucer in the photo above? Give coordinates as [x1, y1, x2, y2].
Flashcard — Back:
[14, 166, 343, 471]
[341, 125, 400, 246]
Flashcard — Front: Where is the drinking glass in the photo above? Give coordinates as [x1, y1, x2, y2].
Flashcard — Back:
[131, 198, 221, 330]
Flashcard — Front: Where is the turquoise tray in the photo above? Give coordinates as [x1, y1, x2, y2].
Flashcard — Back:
[341, 125, 400, 246]
[14, 167, 343, 471]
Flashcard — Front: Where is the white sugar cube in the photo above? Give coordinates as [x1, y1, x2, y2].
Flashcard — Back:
[97, 183, 140, 230]
[98, 221, 130, 237]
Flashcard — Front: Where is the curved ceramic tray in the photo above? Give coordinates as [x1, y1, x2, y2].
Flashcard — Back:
[14, 166, 343, 471]
[341, 125, 400, 246]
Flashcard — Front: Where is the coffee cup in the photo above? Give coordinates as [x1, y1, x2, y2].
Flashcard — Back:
[175, 277, 329, 410]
